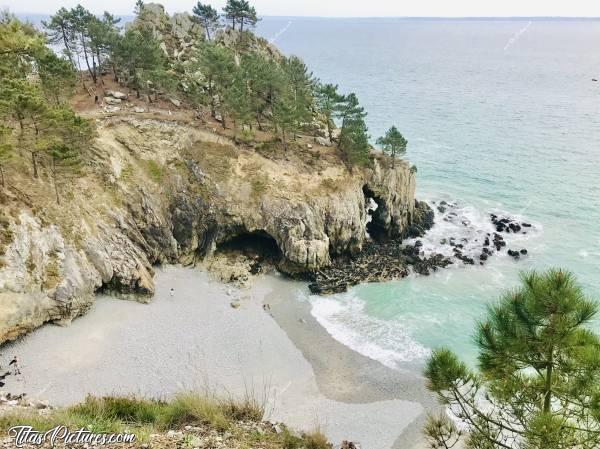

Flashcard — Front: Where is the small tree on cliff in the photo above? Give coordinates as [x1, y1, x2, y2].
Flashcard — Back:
[192, 2, 220, 40]
[37, 50, 77, 104]
[316, 83, 344, 143]
[424, 269, 600, 449]
[223, 0, 243, 29]
[376, 126, 407, 168]
[237, 0, 259, 32]
[335, 93, 370, 167]
[196, 42, 235, 126]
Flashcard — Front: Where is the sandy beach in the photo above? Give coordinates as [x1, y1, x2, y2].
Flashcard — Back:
[3, 266, 437, 449]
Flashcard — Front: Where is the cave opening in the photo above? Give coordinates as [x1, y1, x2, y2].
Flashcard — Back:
[215, 230, 282, 272]
[363, 185, 388, 241]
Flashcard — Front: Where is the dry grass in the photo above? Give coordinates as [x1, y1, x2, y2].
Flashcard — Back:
[0, 393, 333, 448]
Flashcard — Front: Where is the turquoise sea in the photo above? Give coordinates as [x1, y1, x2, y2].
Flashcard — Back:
[257, 18, 600, 367]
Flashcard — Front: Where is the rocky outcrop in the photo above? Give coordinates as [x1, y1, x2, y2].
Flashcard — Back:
[0, 116, 419, 344]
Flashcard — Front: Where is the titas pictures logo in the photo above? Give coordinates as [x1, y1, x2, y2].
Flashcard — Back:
[8, 426, 136, 447]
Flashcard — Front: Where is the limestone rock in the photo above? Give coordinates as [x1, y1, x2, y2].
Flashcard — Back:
[0, 116, 419, 343]
[104, 96, 122, 105]
[107, 91, 128, 100]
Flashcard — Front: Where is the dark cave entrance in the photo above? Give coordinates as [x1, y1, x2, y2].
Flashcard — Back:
[363, 185, 388, 241]
[216, 230, 282, 272]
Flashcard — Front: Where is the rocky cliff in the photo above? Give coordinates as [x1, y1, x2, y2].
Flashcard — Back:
[0, 115, 418, 344]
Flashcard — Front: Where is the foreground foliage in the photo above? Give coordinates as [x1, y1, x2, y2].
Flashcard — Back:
[425, 269, 600, 449]
[0, 393, 331, 448]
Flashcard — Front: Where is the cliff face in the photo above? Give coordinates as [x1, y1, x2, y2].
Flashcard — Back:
[0, 116, 417, 344]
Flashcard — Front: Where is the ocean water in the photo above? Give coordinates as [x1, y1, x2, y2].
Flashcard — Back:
[256, 18, 600, 367]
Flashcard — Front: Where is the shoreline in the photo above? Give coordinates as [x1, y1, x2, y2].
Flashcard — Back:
[263, 275, 439, 448]
[2, 266, 436, 449]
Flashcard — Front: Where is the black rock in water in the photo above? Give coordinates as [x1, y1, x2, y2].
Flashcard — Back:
[407, 200, 435, 238]
[508, 249, 521, 259]
[308, 239, 452, 295]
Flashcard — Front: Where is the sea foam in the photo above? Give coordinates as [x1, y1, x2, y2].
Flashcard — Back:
[309, 293, 431, 370]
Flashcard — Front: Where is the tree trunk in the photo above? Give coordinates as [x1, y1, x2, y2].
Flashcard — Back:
[543, 350, 553, 413]
[81, 36, 96, 84]
[255, 113, 263, 131]
[95, 48, 104, 84]
[61, 28, 75, 68]
[91, 52, 97, 83]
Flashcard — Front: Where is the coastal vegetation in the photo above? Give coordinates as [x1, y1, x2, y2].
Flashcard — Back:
[0, 393, 332, 448]
[0, 0, 409, 194]
[424, 269, 600, 449]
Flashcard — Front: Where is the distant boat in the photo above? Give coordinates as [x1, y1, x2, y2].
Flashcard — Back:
[593, 78, 598, 82]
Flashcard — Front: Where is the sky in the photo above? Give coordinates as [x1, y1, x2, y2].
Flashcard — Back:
[4, 0, 600, 17]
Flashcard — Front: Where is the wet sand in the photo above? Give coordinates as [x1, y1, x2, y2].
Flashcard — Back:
[3, 266, 437, 449]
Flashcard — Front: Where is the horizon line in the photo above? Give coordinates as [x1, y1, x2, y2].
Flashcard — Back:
[12, 11, 600, 20]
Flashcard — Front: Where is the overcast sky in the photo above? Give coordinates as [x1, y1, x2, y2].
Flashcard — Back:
[4, 0, 600, 17]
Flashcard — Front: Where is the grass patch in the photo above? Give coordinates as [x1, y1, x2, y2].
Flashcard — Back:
[251, 175, 269, 199]
[302, 430, 332, 449]
[143, 159, 164, 183]
[0, 393, 262, 436]
[119, 162, 135, 181]
[0, 394, 332, 448]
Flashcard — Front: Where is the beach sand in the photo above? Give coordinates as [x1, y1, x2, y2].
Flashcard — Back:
[3, 266, 438, 449]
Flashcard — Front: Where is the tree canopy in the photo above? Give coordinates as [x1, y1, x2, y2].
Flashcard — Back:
[425, 269, 600, 449]
[376, 126, 407, 168]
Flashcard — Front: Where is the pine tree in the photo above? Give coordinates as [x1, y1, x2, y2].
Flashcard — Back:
[37, 51, 77, 104]
[334, 93, 370, 166]
[316, 83, 344, 142]
[114, 28, 166, 98]
[0, 79, 47, 177]
[224, 69, 253, 139]
[42, 8, 76, 67]
[336, 92, 366, 147]
[192, 2, 220, 40]
[282, 56, 314, 139]
[69, 5, 97, 83]
[134, 0, 145, 16]
[87, 12, 121, 84]
[239, 53, 279, 130]
[272, 88, 297, 151]
[376, 126, 407, 168]
[41, 106, 93, 204]
[196, 42, 235, 127]
[238, 0, 259, 32]
[340, 117, 370, 167]
[425, 269, 600, 449]
[1, 11, 44, 78]
[223, 0, 243, 30]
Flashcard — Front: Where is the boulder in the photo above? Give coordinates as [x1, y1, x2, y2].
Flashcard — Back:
[107, 91, 128, 100]
[104, 96, 122, 105]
